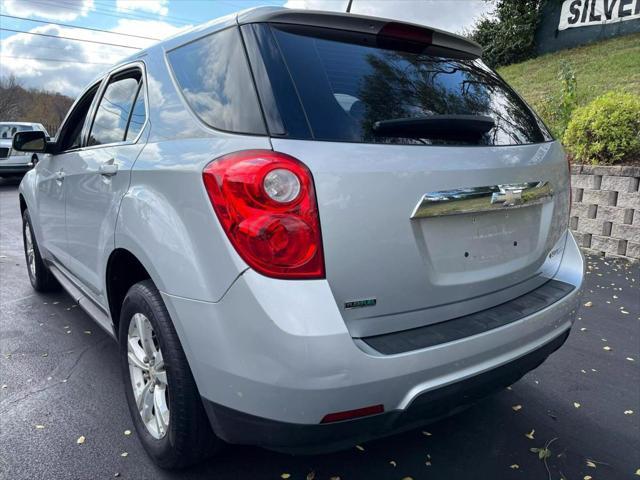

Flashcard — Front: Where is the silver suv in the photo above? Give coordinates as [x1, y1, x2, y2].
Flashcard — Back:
[15, 7, 583, 469]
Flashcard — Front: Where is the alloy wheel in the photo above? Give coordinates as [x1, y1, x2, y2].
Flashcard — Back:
[127, 313, 170, 439]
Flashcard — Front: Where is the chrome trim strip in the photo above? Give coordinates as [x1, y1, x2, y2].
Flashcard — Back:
[410, 181, 553, 219]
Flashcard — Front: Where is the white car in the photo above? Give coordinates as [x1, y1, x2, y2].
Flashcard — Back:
[0, 122, 49, 177]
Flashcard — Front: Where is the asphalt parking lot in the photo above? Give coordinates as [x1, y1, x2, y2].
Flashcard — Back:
[1, 176, 638, 480]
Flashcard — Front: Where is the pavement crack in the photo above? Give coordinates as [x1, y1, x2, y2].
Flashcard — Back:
[0, 338, 110, 414]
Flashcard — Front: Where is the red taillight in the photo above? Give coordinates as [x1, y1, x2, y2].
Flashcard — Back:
[203, 150, 325, 279]
[378, 22, 433, 45]
[321, 404, 385, 423]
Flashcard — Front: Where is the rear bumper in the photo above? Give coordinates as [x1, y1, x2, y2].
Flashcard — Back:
[202, 329, 569, 452]
[161, 231, 583, 449]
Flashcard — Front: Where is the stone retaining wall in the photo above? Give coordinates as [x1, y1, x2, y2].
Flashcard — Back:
[570, 165, 640, 261]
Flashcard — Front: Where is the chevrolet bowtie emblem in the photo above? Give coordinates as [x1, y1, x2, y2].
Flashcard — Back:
[491, 187, 524, 207]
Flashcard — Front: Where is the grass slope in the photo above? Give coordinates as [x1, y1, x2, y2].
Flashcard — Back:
[498, 33, 640, 134]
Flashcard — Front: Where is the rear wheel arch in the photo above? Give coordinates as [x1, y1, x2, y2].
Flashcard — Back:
[106, 248, 154, 336]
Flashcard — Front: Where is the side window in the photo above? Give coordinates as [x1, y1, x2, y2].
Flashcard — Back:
[57, 83, 100, 152]
[125, 83, 146, 141]
[166, 27, 266, 135]
[88, 70, 141, 146]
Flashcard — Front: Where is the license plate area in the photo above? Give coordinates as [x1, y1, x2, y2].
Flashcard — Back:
[416, 205, 544, 277]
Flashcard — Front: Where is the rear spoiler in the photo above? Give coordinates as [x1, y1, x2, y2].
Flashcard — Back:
[237, 7, 482, 57]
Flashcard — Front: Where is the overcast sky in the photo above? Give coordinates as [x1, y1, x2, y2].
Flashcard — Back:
[0, 0, 493, 97]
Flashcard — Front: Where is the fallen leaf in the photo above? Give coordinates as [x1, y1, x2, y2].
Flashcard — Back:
[583, 301, 593, 307]
[586, 460, 596, 468]
[621, 310, 629, 314]
[425, 461, 432, 466]
[124, 430, 131, 436]
[580, 327, 587, 331]
[330, 477, 341, 480]
[355, 445, 365, 451]
[624, 410, 634, 415]
[538, 448, 551, 459]
[510, 464, 520, 469]
[525, 429, 535, 440]
[84, 330, 92, 335]
[114, 474, 120, 478]
[627, 357, 636, 362]
[35, 425, 45, 429]
[120, 452, 128, 457]
[306, 471, 315, 480]
[603, 346, 612, 351]
[280, 474, 290, 479]
[77, 435, 85, 445]
[635, 468, 640, 476]
[584, 476, 592, 480]
[401, 477, 414, 480]
[41, 353, 48, 357]
[1, 384, 7, 389]
[574, 402, 581, 408]
[389, 461, 397, 467]
[512, 404, 523, 411]
[422, 430, 432, 436]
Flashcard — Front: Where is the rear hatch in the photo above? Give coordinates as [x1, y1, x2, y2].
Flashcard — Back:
[240, 17, 570, 338]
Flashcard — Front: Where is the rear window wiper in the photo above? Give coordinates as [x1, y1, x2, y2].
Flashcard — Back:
[372, 114, 495, 141]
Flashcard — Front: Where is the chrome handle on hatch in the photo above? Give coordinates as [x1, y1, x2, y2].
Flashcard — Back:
[410, 181, 553, 219]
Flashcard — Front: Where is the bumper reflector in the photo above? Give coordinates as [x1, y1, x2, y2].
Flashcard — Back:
[320, 404, 384, 424]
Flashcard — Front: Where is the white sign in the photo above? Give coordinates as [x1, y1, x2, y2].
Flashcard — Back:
[558, 0, 640, 30]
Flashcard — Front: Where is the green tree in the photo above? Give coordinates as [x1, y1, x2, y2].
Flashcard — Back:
[470, 0, 544, 68]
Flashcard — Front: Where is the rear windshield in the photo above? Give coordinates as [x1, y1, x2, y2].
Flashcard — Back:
[248, 24, 551, 146]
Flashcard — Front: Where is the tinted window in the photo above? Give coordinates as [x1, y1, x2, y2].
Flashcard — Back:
[89, 72, 141, 146]
[259, 25, 551, 145]
[125, 84, 145, 141]
[58, 84, 99, 152]
[167, 27, 266, 135]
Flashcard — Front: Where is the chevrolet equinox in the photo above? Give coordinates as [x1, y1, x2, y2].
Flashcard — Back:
[15, 7, 584, 469]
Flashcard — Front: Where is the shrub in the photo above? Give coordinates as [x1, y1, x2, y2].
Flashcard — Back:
[563, 91, 640, 165]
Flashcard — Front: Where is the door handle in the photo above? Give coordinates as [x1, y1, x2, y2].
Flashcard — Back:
[99, 159, 118, 177]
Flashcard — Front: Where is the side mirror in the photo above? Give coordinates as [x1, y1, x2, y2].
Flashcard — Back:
[13, 130, 47, 153]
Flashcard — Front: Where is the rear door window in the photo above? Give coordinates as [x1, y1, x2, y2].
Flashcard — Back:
[251, 24, 551, 145]
[88, 70, 142, 146]
[167, 27, 266, 135]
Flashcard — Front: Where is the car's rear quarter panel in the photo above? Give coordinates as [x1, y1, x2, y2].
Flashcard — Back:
[115, 47, 269, 303]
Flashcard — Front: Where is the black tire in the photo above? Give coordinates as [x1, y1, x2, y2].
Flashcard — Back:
[118, 280, 222, 469]
[22, 209, 60, 292]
